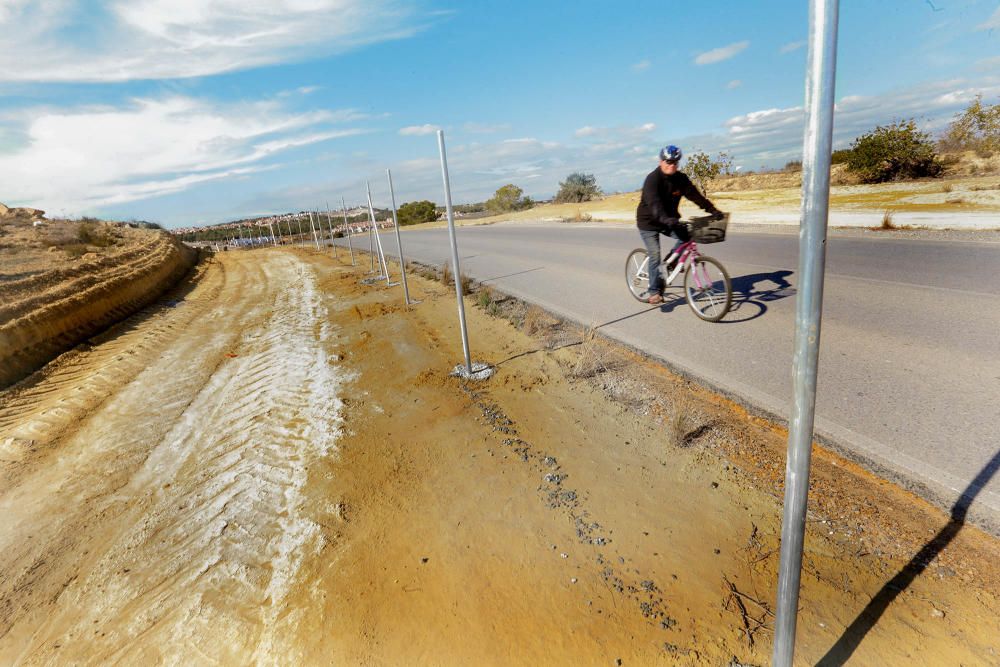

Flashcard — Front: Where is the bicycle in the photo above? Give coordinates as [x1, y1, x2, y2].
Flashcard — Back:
[625, 214, 733, 322]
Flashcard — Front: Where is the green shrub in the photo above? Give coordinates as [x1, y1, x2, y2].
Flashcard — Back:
[685, 151, 733, 192]
[554, 172, 601, 203]
[845, 119, 942, 183]
[397, 200, 438, 225]
[939, 95, 1000, 155]
[486, 184, 534, 213]
[830, 148, 853, 164]
[783, 160, 802, 171]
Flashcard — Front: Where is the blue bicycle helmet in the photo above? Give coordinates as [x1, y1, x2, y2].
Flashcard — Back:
[659, 145, 682, 163]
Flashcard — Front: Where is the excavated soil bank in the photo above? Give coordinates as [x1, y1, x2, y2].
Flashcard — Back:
[0, 224, 197, 387]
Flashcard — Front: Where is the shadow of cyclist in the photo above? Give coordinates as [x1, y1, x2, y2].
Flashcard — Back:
[710, 269, 796, 323]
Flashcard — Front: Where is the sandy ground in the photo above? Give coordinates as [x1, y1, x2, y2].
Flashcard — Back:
[0, 247, 998, 665]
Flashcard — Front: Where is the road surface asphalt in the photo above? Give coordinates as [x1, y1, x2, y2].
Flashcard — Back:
[331, 222, 1000, 533]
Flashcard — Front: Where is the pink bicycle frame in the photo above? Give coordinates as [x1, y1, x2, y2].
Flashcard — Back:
[663, 240, 706, 287]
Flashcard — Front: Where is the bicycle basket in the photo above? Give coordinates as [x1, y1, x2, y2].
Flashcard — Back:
[687, 214, 728, 244]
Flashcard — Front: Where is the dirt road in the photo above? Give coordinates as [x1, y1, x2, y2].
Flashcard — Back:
[1, 248, 997, 665]
[0, 251, 344, 663]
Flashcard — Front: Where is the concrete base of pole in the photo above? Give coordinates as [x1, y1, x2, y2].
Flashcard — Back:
[359, 276, 386, 285]
[449, 362, 494, 381]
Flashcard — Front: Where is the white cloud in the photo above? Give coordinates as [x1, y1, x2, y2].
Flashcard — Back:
[399, 124, 440, 136]
[0, 96, 365, 214]
[727, 80, 742, 89]
[978, 7, 1000, 30]
[693, 78, 1000, 164]
[694, 40, 750, 65]
[0, 0, 429, 82]
[780, 40, 806, 54]
[638, 123, 656, 132]
[977, 55, 1000, 70]
[632, 59, 651, 72]
[463, 122, 511, 134]
[575, 126, 599, 137]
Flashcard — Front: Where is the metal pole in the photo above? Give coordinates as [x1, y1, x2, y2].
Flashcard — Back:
[325, 202, 338, 260]
[268, 221, 277, 246]
[342, 197, 356, 265]
[366, 181, 391, 285]
[386, 168, 413, 304]
[437, 130, 472, 374]
[368, 222, 376, 272]
[772, 1, 839, 665]
[296, 215, 304, 243]
[308, 212, 320, 250]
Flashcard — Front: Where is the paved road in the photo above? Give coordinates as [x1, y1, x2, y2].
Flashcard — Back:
[335, 223, 1000, 531]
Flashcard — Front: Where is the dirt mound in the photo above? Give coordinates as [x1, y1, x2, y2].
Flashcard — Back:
[0, 223, 197, 387]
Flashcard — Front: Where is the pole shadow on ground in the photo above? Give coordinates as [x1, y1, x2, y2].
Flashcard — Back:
[816, 448, 1000, 666]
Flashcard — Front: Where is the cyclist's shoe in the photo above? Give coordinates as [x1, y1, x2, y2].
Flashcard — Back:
[640, 290, 663, 304]
[665, 258, 678, 273]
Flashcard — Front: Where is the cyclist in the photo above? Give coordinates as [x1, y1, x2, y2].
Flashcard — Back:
[636, 145, 725, 304]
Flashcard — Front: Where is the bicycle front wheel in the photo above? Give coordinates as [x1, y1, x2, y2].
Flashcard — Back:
[625, 248, 650, 301]
[684, 256, 732, 322]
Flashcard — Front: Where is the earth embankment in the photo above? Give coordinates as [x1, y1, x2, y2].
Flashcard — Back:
[0, 229, 196, 387]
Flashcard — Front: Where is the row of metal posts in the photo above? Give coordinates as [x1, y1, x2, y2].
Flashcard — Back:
[185, 34, 841, 649]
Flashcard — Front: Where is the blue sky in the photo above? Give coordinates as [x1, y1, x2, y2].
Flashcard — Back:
[1, 0, 998, 228]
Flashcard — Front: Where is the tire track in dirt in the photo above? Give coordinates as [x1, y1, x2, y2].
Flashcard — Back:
[0, 250, 344, 665]
[0, 259, 226, 482]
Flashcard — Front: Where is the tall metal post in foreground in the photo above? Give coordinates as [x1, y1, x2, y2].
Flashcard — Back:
[366, 181, 391, 285]
[386, 168, 413, 304]
[341, 197, 356, 265]
[436, 130, 472, 374]
[268, 221, 277, 246]
[772, 1, 840, 665]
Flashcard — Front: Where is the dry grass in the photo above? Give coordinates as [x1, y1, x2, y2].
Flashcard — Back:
[665, 400, 696, 449]
[561, 210, 593, 223]
[521, 305, 557, 336]
[440, 262, 474, 294]
[570, 328, 620, 379]
[880, 209, 897, 230]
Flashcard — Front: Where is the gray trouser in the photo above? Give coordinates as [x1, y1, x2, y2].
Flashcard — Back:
[639, 225, 683, 292]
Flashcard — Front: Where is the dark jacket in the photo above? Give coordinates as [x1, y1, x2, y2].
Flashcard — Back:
[636, 168, 719, 232]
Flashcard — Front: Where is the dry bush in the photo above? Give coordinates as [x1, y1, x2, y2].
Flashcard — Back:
[941, 183, 953, 193]
[571, 335, 621, 379]
[879, 209, 896, 230]
[666, 400, 696, 448]
[440, 262, 473, 294]
[78, 221, 115, 247]
[561, 210, 593, 223]
[39, 224, 81, 247]
[62, 243, 90, 258]
[522, 305, 558, 335]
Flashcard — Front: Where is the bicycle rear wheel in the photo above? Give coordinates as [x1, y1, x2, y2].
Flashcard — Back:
[625, 248, 650, 301]
[684, 256, 732, 322]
